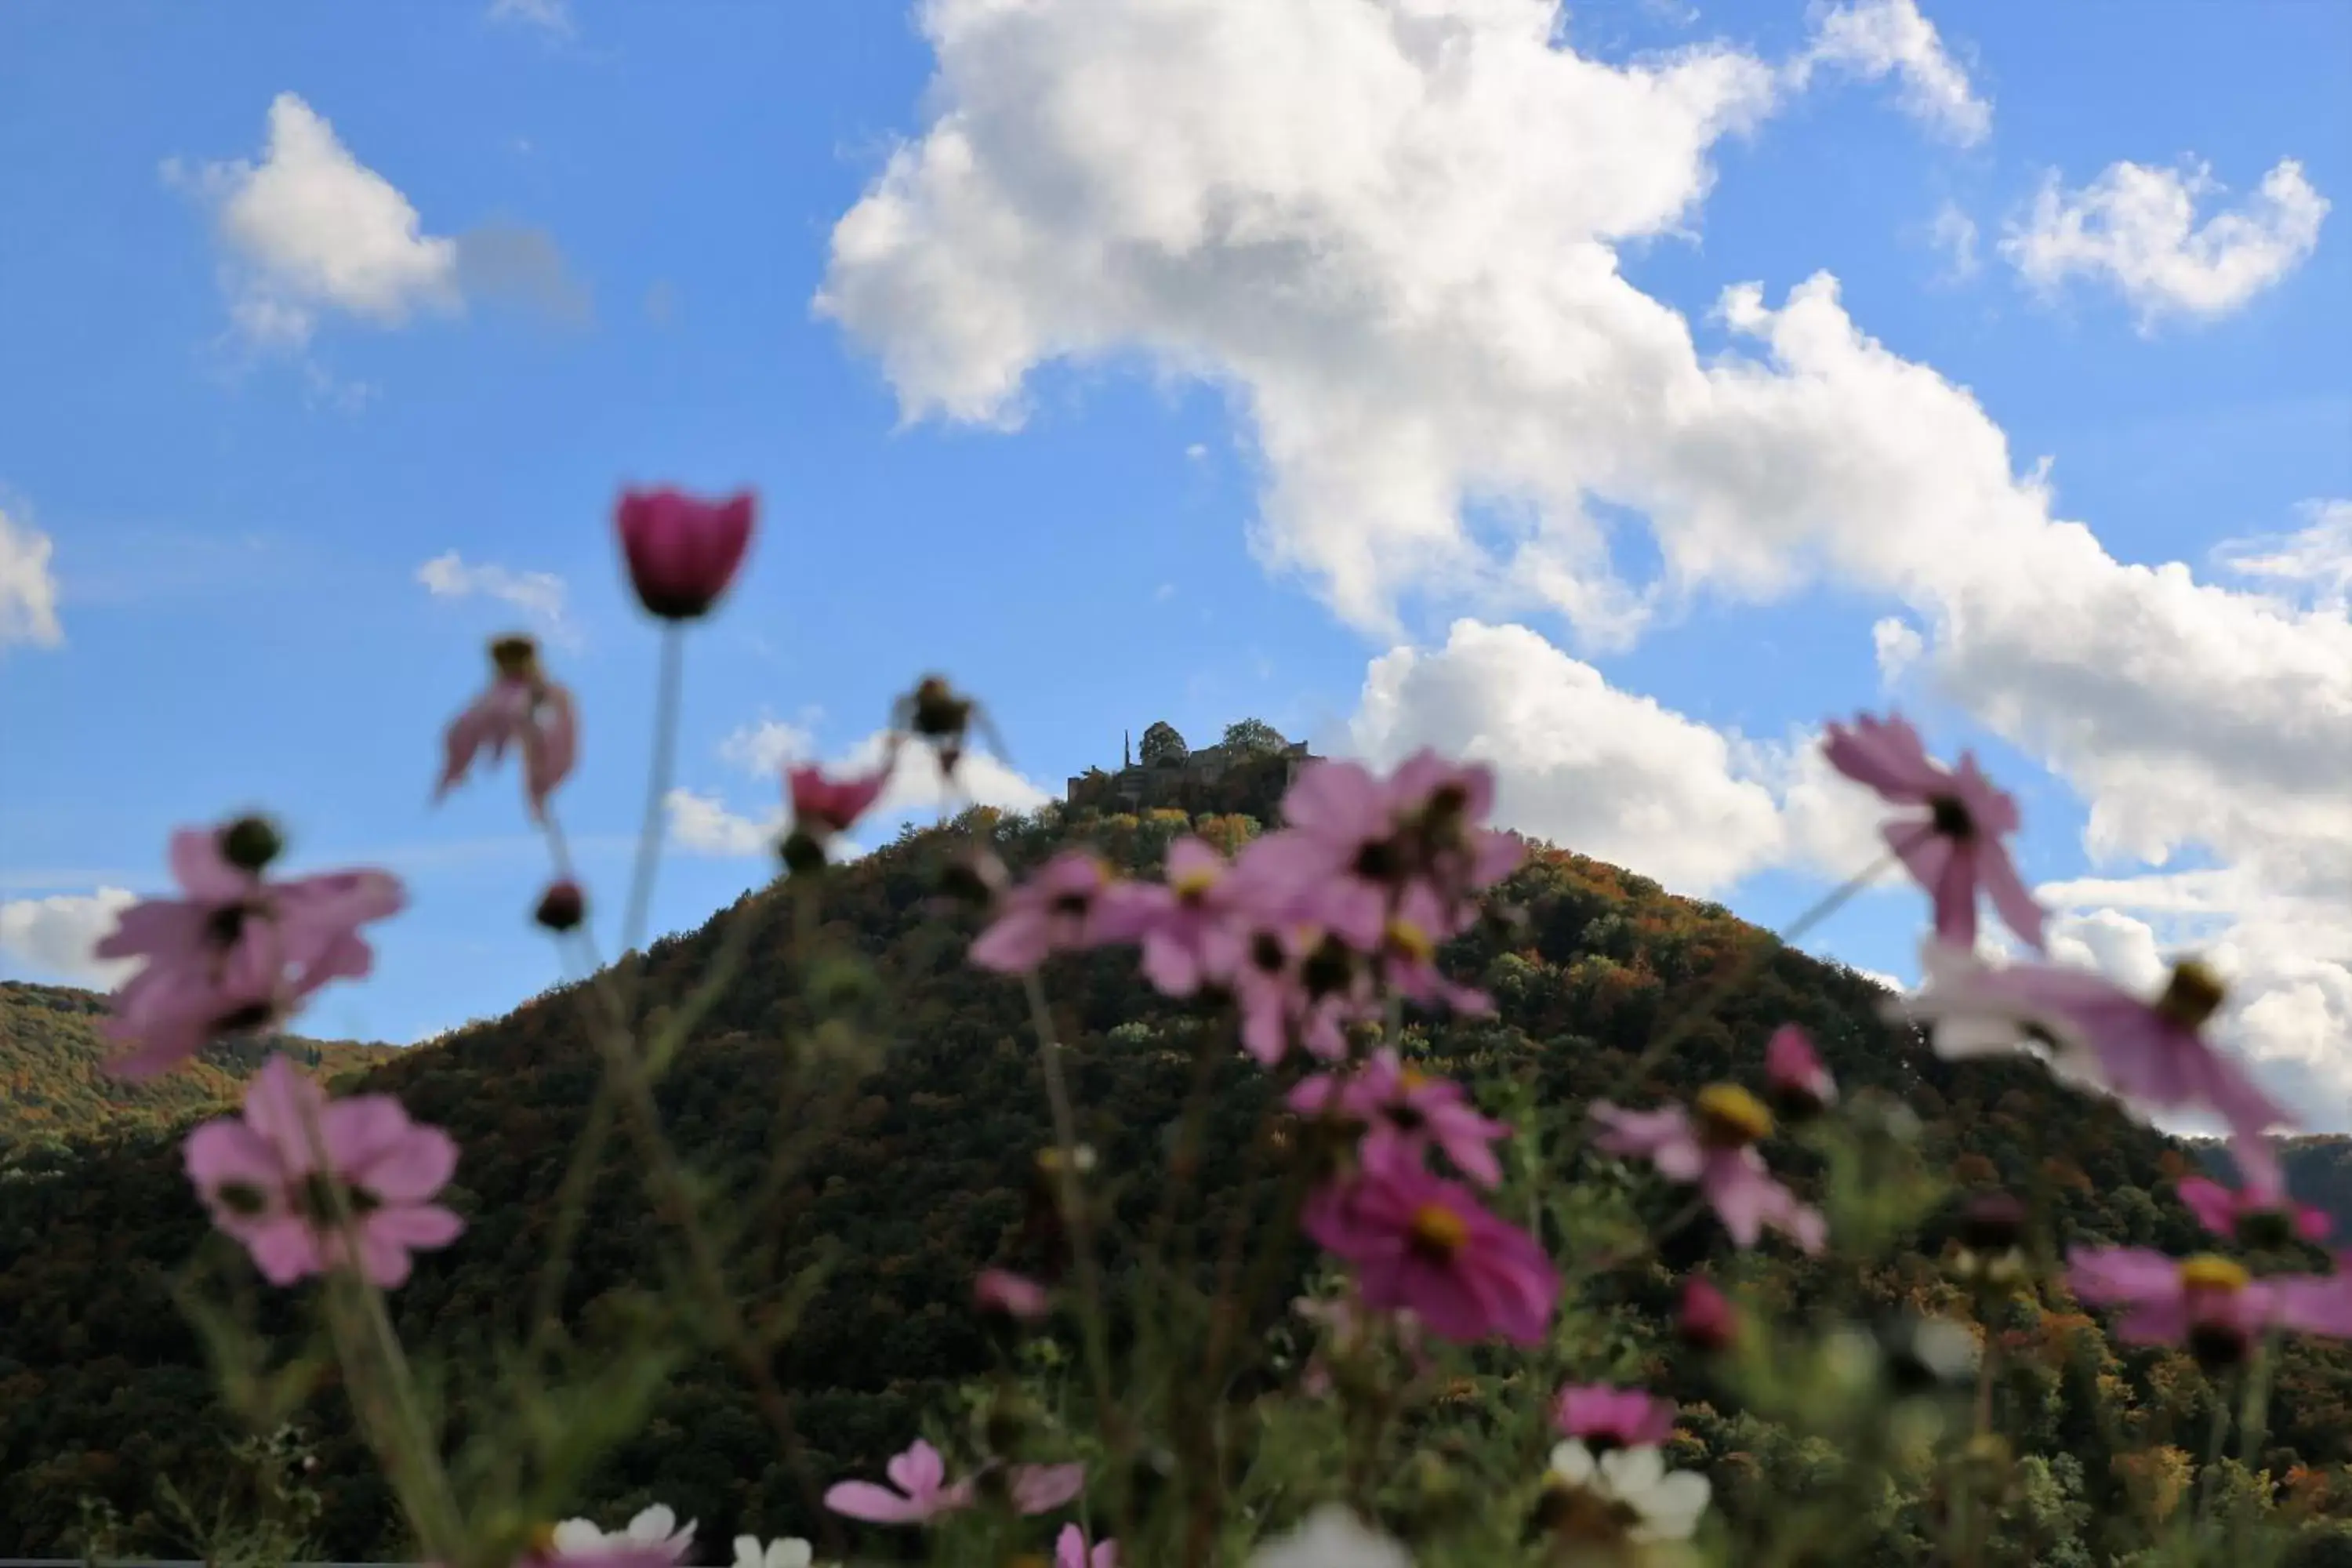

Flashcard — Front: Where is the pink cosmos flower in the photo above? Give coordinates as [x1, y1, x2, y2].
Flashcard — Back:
[1822, 712, 2045, 952]
[1058, 1523, 1118, 1568]
[1764, 1023, 1836, 1114]
[1385, 750, 1524, 895]
[2066, 1247, 2352, 1354]
[1897, 941, 2291, 1196]
[615, 486, 756, 621]
[1554, 1385, 1676, 1450]
[1592, 1091, 1827, 1254]
[788, 756, 895, 839]
[184, 1055, 462, 1288]
[1009, 1463, 1087, 1515]
[975, 1267, 1052, 1321]
[437, 635, 579, 822]
[542, 1505, 695, 1566]
[1287, 1048, 1509, 1188]
[1370, 881, 1494, 1018]
[1091, 836, 1254, 997]
[2177, 1175, 2330, 1244]
[824, 1439, 975, 1524]
[1232, 922, 1359, 1065]
[1678, 1276, 1738, 1352]
[971, 850, 1120, 973]
[99, 822, 405, 1078]
[1302, 1145, 1558, 1345]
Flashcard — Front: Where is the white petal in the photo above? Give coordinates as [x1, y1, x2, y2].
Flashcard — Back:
[627, 1507, 677, 1544]
[1599, 1444, 1665, 1497]
[1246, 1503, 1415, 1567]
[775, 1543, 814, 1568]
[732, 1537, 761, 1568]
[1549, 1439, 1597, 1486]
[1628, 1470, 1712, 1542]
[550, 1521, 608, 1555]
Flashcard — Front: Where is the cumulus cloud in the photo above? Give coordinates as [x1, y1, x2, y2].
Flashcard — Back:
[1791, 0, 1991, 146]
[0, 502, 63, 649]
[416, 551, 574, 644]
[821, 0, 2352, 1118]
[169, 93, 576, 348]
[0, 888, 137, 986]
[2216, 499, 2352, 615]
[669, 728, 1055, 858]
[2002, 157, 2328, 328]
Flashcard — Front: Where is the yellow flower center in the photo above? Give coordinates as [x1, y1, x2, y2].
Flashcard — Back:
[1695, 1083, 1774, 1148]
[2154, 960, 2227, 1030]
[1409, 1202, 1470, 1258]
[1398, 1066, 1432, 1094]
[1384, 916, 1436, 963]
[2180, 1254, 2250, 1294]
[1172, 865, 1221, 900]
[528, 1523, 561, 1556]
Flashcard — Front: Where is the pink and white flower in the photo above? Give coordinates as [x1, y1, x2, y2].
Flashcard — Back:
[545, 1505, 695, 1565]
[100, 822, 405, 1078]
[1822, 711, 2045, 952]
[1553, 1384, 1675, 1450]
[184, 1055, 462, 1288]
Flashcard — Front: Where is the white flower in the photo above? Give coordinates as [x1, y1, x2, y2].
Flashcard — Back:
[550, 1504, 697, 1563]
[1548, 1442, 1711, 1544]
[1247, 1504, 1414, 1568]
[733, 1537, 814, 1568]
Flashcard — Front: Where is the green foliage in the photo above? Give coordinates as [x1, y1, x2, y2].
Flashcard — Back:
[1220, 719, 1287, 756]
[1138, 720, 1188, 768]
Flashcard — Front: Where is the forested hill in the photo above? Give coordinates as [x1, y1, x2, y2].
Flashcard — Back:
[0, 979, 397, 1152]
[5, 800, 2350, 1553]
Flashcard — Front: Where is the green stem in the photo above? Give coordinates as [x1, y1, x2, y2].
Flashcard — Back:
[622, 626, 684, 962]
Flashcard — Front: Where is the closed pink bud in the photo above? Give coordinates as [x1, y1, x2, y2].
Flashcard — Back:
[615, 487, 756, 620]
[1679, 1276, 1737, 1352]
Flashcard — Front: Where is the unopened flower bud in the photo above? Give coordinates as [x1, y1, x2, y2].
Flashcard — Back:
[218, 815, 285, 873]
[779, 828, 828, 879]
[615, 487, 756, 621]
[935, 848, 1007, 910]
[1957, 1192, 2028, 1254]
[1678, 1276, 1738, 1353]
[532, 879, 586, 932]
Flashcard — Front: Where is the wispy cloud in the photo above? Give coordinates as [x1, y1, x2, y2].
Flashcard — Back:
[416, 550, 577, 645]
[0, 499, 63, 650]
[1791, 0, 1991, 147]
[488, 0, 574, 37]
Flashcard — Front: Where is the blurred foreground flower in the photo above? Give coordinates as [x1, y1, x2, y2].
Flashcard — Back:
[825, 1439, 974, 1524]
[1592, 1089, 1826, 1254]
[1246, 1504, 1413, 1568]
[2178, 1174, 2330, 1245]
[1554, 1385, 1675, 1449]
[437, 634, 579, 822]
[731, 1537, 814, 1568]
[1541, 1440, 1711, 1552]
[543, 1504, 695, 1565]
[1288, 1048, 1509, 1189]
[615, 486, 755, 621]
[1056, 1523, 1117, 1567]
[2067, 1248, 2352, 1366]
[1303, 1145, 1557, 1345]
[184, 1055, 461, 1288]
[100, 819, 405, 1077]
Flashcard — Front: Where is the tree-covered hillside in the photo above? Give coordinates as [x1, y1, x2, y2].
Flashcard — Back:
[4, 804, 2348, 1555]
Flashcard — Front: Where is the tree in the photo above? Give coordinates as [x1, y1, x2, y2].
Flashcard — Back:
[1138, 720, 1189, 768]
[1220, 718, 1287, 756]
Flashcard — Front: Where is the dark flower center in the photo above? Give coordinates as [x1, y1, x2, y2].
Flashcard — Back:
[1388, 1103, 1427, 1133]
[205, 902, 255, 949]
[1049, 891, 1094, 919]
[1929, 793, 1974, 840]
[1351, 838, 1405, 883]
[294, 1173, 379, 1227]
[216, 1181, 270, 1218]
[1301, 937, 1356, 1000]
[2155, 960, 2227, 1031]
[210, 999, 278, 1035]
[1250, 931, 1288, 975]
[1535, 1482, 1644, 1544]
[1407, 1202, 1468, 1261]
[489, 633, 540, 680]
[2187, 1322, 2249, 1371]
[217, 816, 284, 873]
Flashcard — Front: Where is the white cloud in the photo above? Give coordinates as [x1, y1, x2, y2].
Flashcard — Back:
[1929, 200, 1979, 280]
[2002, 157, 2328, 328]
[0, 888, 137, 986]
[2216, 499, 2352, 614]
[169, 93, 577, 350]
[665, 789, 782, 858]
[416, 550, 575, 644]
[0, 502, 63, 649]
[719, 717, 818, 778]
[1871, 615, 1922, 683]
[1792, 0, 1991, 146]
[489, 0, 574, 35]
[821, 0, 2352, 1120]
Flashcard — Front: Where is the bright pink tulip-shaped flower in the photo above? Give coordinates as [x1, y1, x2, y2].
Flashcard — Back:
[99, 819, 405, 1078]
[1823, 712, 2045, 952]
[615, 486, 756, 621]
[1592, 1089, 1826, 1254]
[437, 634, 579, 822]
[1304, 1145, 1558, 1345]
[788, 757, 895, 839]
[1288, 1048, 1509, 1188]
[184, 1054, 462, 1287]
[1554, 1384, 1676, 1449]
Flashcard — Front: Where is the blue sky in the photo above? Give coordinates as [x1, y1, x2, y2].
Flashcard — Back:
[2, 0, 2347, 1120]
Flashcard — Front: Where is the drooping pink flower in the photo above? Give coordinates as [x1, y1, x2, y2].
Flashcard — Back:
[788, 755, 895, 840]
[1677, 1277, 1739, 1352]
[824, 1439, 975, 1524]
[1009, 1463, 1087, 1515]
[1288, 1048, 1509, 1188]
[437, 635, 579, 821]
[1896, 941, 2291, 1194]
[1302, 1145, 1558, 1345]
[1764, 1023, 1836, 1115]
[615, 486, 756, 621]
[975, 1267, 1051, 1321]
[970, 850, 1120, 973]
[99, 821, 405, 1078]
[1091, 836, 1254, 997]
[2066, 1247, 2352, 1357]
[2177, 1175, 2331, 1245]
[1553, 1385, 1676, 1450]
[1592, 1091, 1827, 1254]
[1822, 712, 2045, 952]
[184, 1055, 462, 1288]
[1057, 1523, 1118, 1568]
